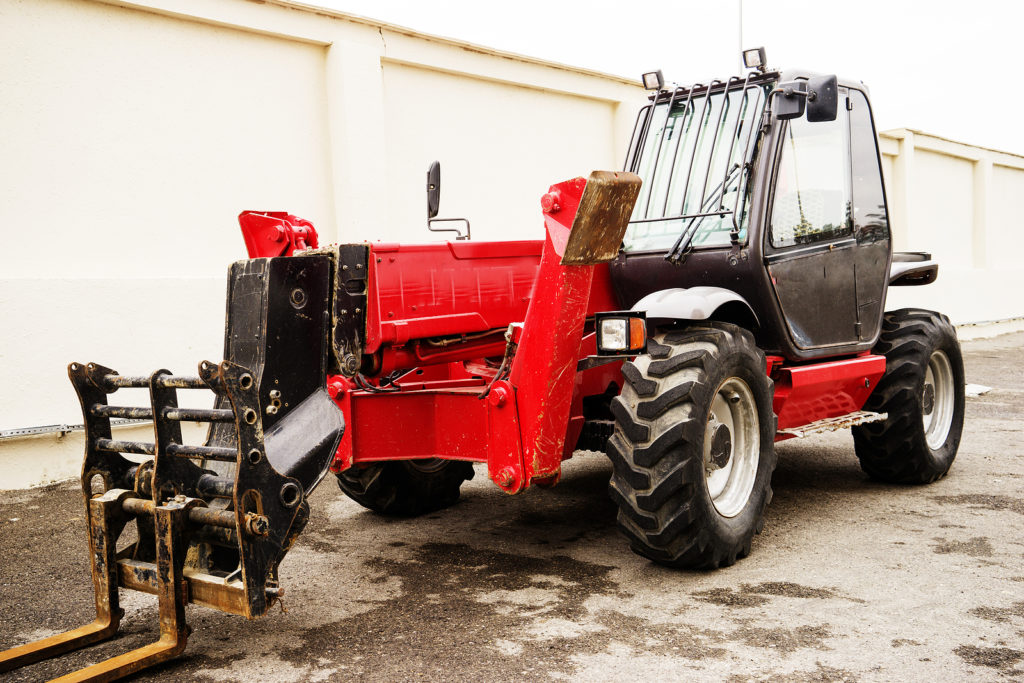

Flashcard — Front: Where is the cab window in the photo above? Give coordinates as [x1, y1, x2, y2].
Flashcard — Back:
[849, 89, 889, 242]
[770, 100, 853, 248]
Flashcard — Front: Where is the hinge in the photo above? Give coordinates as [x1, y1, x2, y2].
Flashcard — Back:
[846, 97, 853, 111]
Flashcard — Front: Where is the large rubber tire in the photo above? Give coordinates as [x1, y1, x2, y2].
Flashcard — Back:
[607, 323, 777, 569]
[852, 309, 965, 484]
[335, 459, 475, 516]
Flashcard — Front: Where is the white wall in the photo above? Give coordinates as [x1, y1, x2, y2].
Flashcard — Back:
[0, 0, 644, 488]
[879, 129, 1024, 324]
[2, 1, 1021, 489]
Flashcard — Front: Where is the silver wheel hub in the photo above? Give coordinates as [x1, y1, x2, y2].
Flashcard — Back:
[922, 383, 935, 415]
[708, 423, 733, 470]
[923, 350, 955, 450]
[703, 377, 760, 518]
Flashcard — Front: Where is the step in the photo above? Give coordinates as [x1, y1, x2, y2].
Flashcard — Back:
[778, 410, 887, 438]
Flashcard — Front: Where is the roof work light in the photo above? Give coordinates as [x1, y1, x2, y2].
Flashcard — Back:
[641, 70, 665, 91]
[742, 47, 767, 72]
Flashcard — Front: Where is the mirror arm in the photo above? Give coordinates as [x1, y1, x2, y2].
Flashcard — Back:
[428, 217, 472, 241]
[770, 86, 814, 101]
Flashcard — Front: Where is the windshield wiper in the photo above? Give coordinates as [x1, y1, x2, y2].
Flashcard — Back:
[666, 162, 740, 263]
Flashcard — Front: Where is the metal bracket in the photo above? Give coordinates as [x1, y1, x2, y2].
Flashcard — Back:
[0, 418, 148, 441]
[428, 217, 471, 240]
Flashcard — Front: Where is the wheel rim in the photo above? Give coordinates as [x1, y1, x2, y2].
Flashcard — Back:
[703, 377, 760, 518]
[923, 350, 955, 450]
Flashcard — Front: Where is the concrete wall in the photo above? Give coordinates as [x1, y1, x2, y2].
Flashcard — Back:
[0, 0, 644, 488]
[879, 129, 1024, 324]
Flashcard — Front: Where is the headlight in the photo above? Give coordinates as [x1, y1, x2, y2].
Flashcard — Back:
[596, 312, 647, 355]
[600, 318, 628, 351]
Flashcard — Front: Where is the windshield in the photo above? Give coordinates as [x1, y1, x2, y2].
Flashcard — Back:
[623, 80, 771, 255]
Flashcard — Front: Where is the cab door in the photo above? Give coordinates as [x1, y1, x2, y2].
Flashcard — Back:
[848, 88, 892, 344]
[764, 86, 859, 349]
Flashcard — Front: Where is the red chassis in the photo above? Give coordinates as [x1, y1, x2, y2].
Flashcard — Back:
[239, 175, 885, 496]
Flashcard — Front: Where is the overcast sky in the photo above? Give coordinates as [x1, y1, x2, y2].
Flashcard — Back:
[310, 0, 1024, 156]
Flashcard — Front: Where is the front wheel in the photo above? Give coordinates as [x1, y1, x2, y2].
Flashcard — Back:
[852, 309, 965, 483]
[606, 323, 777, 569]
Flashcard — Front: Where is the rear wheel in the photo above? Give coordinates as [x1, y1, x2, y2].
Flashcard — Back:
[852, 309, 965, 483]
[335, 459, 475, 516]
[606, 323, 777, 569]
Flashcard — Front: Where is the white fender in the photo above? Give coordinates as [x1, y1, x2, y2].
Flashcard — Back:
[633, 287, 759, 324]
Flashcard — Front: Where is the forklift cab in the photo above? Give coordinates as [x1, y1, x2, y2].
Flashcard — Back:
[611, 58, 892, 361]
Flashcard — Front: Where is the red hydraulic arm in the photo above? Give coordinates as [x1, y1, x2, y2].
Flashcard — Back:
[508, 177, 607, 487]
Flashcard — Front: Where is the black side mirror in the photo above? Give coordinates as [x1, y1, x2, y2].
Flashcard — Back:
[427, 161, 441, 219]
[425, 161, 471, 240]
[773, 80, 807, 120]
[806, 74, 838, 122]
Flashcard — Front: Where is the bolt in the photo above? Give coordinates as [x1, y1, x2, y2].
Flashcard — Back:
[489, 385, 509, 408]
[864, 378, 871, 388]
[269, 389, 281, 399]
[495, 467, 516, 488]
[327, 380, 346, 399]
[245, 512, 270, 536]
[342, 265, 349, 271]
[341, 354, 360, 375]
[540, 191, 561, 213]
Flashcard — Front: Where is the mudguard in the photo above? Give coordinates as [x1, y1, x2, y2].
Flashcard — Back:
[632, 286, 759, 324]
[890, 252, 938, 286]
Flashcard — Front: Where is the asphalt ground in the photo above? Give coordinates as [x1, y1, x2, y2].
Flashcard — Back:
[1, 332, 1022, 682]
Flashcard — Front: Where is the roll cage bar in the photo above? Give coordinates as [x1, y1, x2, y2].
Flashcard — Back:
[623, 71, 780, 262]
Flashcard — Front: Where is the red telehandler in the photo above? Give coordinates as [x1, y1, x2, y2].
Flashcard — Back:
[0, 51, 963, 681]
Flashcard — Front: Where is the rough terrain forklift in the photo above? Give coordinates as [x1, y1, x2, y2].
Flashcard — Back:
[0, 49, 964, 680]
